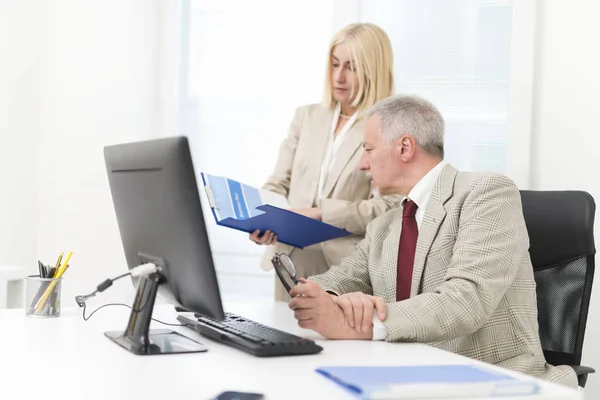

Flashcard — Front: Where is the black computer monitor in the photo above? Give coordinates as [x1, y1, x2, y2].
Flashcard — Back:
[103, 136, 225, 355]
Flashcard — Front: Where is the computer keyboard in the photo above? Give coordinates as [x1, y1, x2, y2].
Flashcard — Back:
[177, 312, 323, 357]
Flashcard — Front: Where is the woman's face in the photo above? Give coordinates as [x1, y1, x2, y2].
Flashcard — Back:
[331, 44, 360, 107]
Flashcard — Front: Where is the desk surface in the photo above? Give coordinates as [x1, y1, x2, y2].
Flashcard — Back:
[0, 302, 581, 400]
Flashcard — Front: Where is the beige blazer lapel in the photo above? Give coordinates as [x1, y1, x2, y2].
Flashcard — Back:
[320, 119, 365, 198]
[303, 107, 334, 202]
[410, 165, 458, 296]
[381, 210, 403, 301]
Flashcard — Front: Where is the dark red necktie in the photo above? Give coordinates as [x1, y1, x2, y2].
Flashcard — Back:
[396, 200, 418, 301]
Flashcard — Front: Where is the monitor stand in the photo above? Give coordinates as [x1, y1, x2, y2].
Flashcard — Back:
[104, 271, 207, 355]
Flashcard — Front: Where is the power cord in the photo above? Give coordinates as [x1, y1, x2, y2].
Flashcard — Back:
[82, 302, 182, 327]
[75, 262, 183, 327]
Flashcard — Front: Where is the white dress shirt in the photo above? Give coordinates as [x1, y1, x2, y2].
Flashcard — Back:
[315, 102, 358, 202]
[372, 160, 448, 340]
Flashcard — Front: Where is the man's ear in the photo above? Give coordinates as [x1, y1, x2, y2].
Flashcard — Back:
[397, 135, 416, 161]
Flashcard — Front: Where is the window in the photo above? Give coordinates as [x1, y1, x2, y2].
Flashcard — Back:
[181, 0, 336, 301]
[355, 0, 514, 173]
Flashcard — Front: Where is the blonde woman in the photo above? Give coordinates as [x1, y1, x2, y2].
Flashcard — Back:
[251, 23, 399, 301]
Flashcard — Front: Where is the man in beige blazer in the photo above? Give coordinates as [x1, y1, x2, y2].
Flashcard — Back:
[288, 94, 578, 387]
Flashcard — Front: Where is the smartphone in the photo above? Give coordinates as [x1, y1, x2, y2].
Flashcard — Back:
[214, 391, 264, 400]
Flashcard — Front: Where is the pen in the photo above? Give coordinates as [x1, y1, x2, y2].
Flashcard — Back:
[28, 277, 51, 314]
[35, 252, 73, 312]
[28, 256, 63, 313]
[46, 264, 67, 316]
[46, 267, 56, 279]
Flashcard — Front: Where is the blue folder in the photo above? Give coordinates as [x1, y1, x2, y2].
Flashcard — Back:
[316, 365, 540, 399]
[200, 172, 352, 249]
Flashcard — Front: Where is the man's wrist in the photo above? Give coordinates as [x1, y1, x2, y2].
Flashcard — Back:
[355, 327, 373, 340]
[346, 323, 373, 340]
[335, 304, 373, 340]
[337, 321, 373, 340]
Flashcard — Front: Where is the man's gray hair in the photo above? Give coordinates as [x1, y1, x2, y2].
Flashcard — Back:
[367, 94, 445, 157]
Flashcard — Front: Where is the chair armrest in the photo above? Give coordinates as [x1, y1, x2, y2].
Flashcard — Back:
[570, 365, 595, 387]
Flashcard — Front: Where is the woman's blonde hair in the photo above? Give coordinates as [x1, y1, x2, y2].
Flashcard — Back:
[323, 23, 395, 113]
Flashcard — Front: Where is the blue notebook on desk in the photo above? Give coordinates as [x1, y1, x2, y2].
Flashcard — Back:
[316, 365, 540, 399]
[200, 172, 352, 248]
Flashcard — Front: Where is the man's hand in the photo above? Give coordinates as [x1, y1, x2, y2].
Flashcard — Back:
[290, 207, 322, 221]
[332, 292, 387, 333]
[249, 230, 278, 246]
[288, 279, 372, 340]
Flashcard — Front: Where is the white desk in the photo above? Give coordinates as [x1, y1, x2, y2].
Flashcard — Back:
[0, 302, 582, 400]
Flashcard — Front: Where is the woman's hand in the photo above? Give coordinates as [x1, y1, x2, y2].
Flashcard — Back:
[249, 230, 278, 246]
[290, 207, 322, 221]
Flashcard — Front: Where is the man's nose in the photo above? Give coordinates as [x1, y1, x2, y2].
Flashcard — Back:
[358, 152, 369, 171]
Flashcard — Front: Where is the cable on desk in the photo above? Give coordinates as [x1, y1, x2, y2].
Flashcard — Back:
[75, 262, 182, 327]
[81, 302, 183, 327]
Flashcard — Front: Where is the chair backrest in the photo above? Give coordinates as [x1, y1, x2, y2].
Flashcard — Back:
[520, 190, 596, 367]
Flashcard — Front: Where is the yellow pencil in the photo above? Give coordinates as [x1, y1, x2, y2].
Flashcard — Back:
[35, 251, 73, 312]
[56, 251, 72, 276]
[54, 252, 64, 270]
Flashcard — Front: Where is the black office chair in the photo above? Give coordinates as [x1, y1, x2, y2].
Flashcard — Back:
[520, 190, 596, 387]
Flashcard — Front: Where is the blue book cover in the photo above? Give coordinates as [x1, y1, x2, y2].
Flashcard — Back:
[200, 172, 352, 248]
[316, 365, 540, 399]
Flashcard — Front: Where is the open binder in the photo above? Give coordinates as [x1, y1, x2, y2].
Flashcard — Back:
[200, 173, 352, 249]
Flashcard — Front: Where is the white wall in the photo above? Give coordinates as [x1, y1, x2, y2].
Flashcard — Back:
[530, 0, 600, 395]
[0, 0, 164, 309]
[1, 0, 272, 311]
[35, 0, 163, 307]
[0, 2, 43, 274]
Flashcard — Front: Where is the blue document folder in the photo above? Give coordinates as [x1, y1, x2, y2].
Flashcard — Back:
[316, 365, 540, 399]
[200, 172, 352, 249]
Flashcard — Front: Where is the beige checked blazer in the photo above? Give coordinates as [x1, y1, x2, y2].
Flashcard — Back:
[310, 164, 578, 387]
[260, 103, 399, 299]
